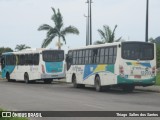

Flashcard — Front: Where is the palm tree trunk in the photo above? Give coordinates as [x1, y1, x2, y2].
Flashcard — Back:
[58, 37, 61, 50]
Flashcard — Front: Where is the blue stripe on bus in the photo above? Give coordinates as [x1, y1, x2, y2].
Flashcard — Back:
[126, 62, 151, 67]
[83, 64, 114, 80]
[2, 65, 15, 78]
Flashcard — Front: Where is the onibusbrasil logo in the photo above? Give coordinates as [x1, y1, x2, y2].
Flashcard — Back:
[1, 112, 42, 118]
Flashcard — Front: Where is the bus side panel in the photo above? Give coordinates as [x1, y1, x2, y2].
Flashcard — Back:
[82, 64, 116, 86]
[101, 65, 117, 86]
[2, 65, 15, 79]
[66, 66, 73, 83]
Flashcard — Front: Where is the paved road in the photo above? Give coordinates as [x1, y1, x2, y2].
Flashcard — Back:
[0, 80, 160, 120]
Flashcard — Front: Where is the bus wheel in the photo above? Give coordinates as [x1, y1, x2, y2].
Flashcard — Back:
[44, 79, 53, 84]
[6, 72, 11, 82]
[72, 75, 79, 88]
[122, 85, 135, 92]
[24, 73, 30, 84]
[95, 76, 103, 92]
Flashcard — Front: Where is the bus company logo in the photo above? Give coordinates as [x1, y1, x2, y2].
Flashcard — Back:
[2, 112, 12, 117]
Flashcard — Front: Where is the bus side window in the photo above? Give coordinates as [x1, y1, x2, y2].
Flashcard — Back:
[100, 48, 105, 64]
[33, 54, 39, 65]
[93, 49, 98, 64]
[85, 50, 89, 64]
[104, 48, 109, 64]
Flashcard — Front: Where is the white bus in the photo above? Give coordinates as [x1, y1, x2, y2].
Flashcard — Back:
[1, 48, 65, 84]
[66, 41, 156, 92]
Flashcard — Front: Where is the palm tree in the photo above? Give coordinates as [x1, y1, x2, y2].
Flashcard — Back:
[38, 7, 79, 49]
[94, 25, 121, 44]
[15, 44, 30, 51]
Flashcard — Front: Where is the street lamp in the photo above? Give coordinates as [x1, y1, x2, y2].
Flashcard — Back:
[145, 0, 149, 42]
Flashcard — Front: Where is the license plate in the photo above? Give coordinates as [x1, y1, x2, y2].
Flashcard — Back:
[134, 75, 141, 79]
[52, 75, 58, 77]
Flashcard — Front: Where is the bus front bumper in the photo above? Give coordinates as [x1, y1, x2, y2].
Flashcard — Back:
[117, 75, 156, 86]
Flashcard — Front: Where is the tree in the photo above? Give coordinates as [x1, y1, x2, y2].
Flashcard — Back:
[149, 36, 160, 44]
[38, 7, 79, 49]
[94, 25, 122, 45]
[15, 44, 30, 51]
[0, 47, 13, 56]
[157, 44, 160, 68]
[149, 37, 160, 68]
[149, 37, 155, 43]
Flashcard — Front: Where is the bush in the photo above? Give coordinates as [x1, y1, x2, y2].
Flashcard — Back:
[156, 71, 160, 85]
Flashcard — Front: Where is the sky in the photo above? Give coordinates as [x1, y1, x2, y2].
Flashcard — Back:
[0, 0, 160, 52]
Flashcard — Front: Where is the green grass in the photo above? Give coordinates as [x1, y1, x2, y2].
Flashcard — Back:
[0, 108, 28, 120]
[156, 71, 160, 86]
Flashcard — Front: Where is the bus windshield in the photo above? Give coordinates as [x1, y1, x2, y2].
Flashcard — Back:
[42, 50, 64, 62]
[122, 42, 154, 60]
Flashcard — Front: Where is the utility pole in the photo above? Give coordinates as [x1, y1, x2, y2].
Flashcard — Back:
[89, 0, 92, 45]
[145, 0, 149, 42]
[86, 0, 93, 45]
[84, 15, 89, 46]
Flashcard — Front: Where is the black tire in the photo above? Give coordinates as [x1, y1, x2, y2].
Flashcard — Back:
[6, 72, 11, 82]
[72, 75, 80, 88]
[44, 79, 53, 84]
[95, 76, 103, 92]
[79, 84, 85, 88]
[105, 86, 111, 91]
[24, 73, 30, 84]
[122, 85, 135, 92]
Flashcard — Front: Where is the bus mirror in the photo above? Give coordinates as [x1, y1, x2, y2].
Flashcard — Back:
[66, 55, 72, 63]
[65, 55, 70, 62]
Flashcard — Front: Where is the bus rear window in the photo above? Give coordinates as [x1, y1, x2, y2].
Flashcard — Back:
[42, 50, 64, 62]
[122, 42, 154, 60]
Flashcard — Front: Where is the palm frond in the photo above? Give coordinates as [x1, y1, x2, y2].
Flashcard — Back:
[15, 44, 30, 51]
[46, 27, 58, 37]
[97, 25, 122, 44]
[38, 24, 53, 31]
[94, 41, 104, 45]
[106, 26, 112, 43]
[41, 34, 56, 48]
[51, 8, 63, 31]
[61, 35, 66, 44]
[111, 25, 117, 42]
[61, 26, 79, 35]
[115, 37, 122, 42]
[97, 29, 105, 40]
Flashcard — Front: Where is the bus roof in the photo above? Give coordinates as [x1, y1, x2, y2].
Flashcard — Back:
[68, 42, 121, 51]
[2, 48, 64, 55]
[68, 41, 154, 51]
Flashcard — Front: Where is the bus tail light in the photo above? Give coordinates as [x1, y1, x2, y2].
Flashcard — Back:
[152, 67, 156, 74]
[119, 65, 124, 74]
[41, 64, 45, 73]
